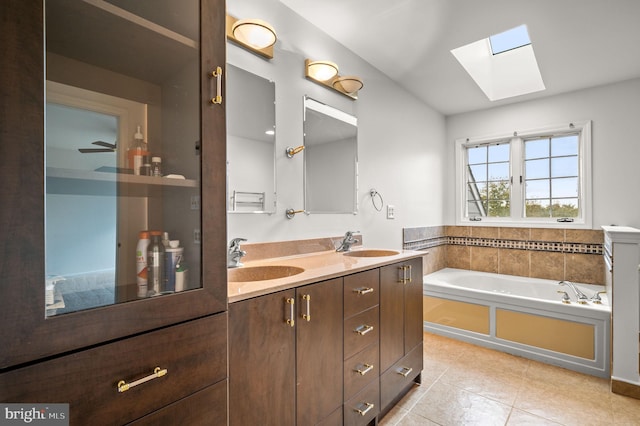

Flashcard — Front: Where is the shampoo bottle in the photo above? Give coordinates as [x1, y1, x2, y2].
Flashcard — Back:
[128, 125, 150, 175]
[136, 231, 150, 297]
[147, 231, 166, 296]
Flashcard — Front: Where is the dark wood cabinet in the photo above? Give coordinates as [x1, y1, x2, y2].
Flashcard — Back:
[0, 0, 228, 422]
[379, 258, 424, 413]
[229, 278, 344, 426]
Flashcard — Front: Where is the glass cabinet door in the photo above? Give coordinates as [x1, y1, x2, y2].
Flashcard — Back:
[44, 0, 202, 316]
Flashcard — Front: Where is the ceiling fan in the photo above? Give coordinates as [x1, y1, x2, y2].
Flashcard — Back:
[78, 140, 117, 153]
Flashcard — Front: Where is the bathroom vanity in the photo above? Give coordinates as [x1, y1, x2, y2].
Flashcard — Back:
[227, 243, 425, 425]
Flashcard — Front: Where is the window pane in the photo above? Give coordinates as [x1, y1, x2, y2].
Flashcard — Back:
[488, 162, 509, 181]
[551, 156, 578, 178]
[550, 199, 578, 217]
[488, 200, 510, 217]
[467, 200, 487, 217]
[551, 135, 578, 157]
[526, 200, 550, 217]
[469, 164, 486, 182]
[525, 138, 549, 159]
[552, 177, 578, 198]
[526, 179, 550, 199]
[468, 181, 487, 198]
[467, 146, 486, 164]
[488, 144, 509, 162]
[487, 180, 510, 201]
[525, 158, 548, 180]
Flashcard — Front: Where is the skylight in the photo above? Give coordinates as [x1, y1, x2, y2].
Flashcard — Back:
[489, 24, 531, 55]
[451, 24, 545, 101]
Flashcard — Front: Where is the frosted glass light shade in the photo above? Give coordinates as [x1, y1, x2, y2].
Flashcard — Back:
[306, 60, 339, 81]
[332, 76, 363, 94]
[232, 19, 277, 49]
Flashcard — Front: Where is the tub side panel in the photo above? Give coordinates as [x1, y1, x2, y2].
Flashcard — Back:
[495, 309, 595, 359]
[424, 296, 489, 335]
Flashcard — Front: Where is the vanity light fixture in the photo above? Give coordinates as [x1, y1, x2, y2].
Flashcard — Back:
[305, 59, 363, 100]
[226, 15, 277, 59]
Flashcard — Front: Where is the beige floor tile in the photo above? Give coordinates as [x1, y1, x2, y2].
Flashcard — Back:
[410, 381, 512, 425]
[378, 404, 409, 426]
[396, 412, 440, 425]
[523, 360, 611, 396]
[440, 360, 524, 406]
[611, 393, 640, 425]
[449, 344, 530, 377]
[506, 408, 563, 425]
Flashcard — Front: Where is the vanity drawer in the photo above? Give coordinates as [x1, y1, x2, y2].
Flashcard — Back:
[0, 313, 227, 426]
[344, 306, 379, 360]
[344, 269, 379, 319]
[130, 379, 227, 425]
[344, 342, 379, 401]
[343, 378, 380, 426]
[380, 342, 423, 410]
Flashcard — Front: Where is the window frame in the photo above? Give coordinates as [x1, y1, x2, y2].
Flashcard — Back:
[455, 120, 592, 228]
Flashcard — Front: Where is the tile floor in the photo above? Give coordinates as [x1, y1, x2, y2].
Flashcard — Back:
[380, 332, 640, 425]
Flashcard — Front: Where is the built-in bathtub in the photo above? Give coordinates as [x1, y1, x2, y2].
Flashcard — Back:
[423, 268, 611, 378]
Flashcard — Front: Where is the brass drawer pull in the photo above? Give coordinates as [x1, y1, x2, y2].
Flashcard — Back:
[355, 402, 375, 416]
[398, 366, 413, 378]
[302, 294, 311, 322]
[353, 287, 374, 295]
[398, 265, 413, 284]
[286, 297, 295, 327]
[354, 363, 374, 376]
[117, 367, 167, 393]
[354, 324, 374, 336]
[210, 66, 223, 105]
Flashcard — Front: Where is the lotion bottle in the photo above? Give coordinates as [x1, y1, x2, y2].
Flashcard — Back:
[128, 125, 150, 175]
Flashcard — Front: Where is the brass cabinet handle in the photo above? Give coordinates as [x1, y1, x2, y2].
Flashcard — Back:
[354, 324, 374, 336]
[398, 366, 413, 378]
[117, 367, 167, 393]
[210, 66, 223, 104]
[398, 265, 413, 284]
[302, 294, 311, 322]
[406, 265, 412, 283]
[353, 287, 374, 295]
[354, 363, 374, 376]
[355, 402, 375, 416]
[286, 297, 295, 327]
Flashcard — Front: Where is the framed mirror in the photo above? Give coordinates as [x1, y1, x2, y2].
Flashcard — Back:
[226, 64, 276, 214]
[303, 96, 358, 214]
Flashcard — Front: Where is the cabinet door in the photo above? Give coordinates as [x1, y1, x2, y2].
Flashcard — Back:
[296, 278, 344, 425]
[0, 0, 227, 369]
[229, 290, 296, 426]
[404, 257, 424, 353]
[379, 263, 406, 372]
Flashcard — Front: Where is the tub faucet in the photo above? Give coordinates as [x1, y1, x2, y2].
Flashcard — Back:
[228, 238, 247, 268]
[558, 280, 589, 304]
[336, 231, 359, 252]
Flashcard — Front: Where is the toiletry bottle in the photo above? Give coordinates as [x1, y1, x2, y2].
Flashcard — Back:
[151, 156, 162, 177]
[127, 125, 150, 175]
[147, 231, 165, 296]
[136, 230, 150, 298]
[175, 254, 188, 292]
[162, 232, 170, 248]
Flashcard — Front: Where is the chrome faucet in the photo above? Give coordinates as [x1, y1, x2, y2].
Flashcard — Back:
[228, 238, 247, 268]
[558, 280, 589, 304]
[336, 231, 359, 252]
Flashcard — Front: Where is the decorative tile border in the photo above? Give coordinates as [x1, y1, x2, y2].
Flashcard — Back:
[403, 226, 603, 255]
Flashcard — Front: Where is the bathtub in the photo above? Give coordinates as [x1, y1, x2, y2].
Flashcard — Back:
[423, 268, 611, 378]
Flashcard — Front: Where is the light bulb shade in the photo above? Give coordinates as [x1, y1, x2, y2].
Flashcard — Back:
[332, 76, 364, 94]
[232, 19, 277, 49]
[306, 60, 339, 81]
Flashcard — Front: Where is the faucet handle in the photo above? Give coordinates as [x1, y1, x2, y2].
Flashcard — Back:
[557, 290, 571, 304]
[591, 290, 606, 304]
[229, 237, 247, 250]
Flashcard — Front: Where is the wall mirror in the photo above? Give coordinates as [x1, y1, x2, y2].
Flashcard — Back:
[226, 64, 276, 213]
[44, 0, 202, 317]
[303, 96, 358, 214]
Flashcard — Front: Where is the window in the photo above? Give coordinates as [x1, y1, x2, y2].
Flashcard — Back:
[456, 121, 592, 227]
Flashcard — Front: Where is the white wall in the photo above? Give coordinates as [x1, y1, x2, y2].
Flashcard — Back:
[227, 0, 446, 249]
[445, 78, 640, 229]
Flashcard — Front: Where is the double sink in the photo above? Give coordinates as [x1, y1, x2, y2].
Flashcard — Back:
[228, 249, 400, 283]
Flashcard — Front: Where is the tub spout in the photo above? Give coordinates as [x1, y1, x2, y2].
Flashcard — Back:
[559, 281, 589, 304]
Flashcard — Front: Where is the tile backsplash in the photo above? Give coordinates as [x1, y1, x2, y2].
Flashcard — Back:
[403, 226, 604, 285]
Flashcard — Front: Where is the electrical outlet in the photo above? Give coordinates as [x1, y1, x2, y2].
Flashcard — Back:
[387, 205, 395, 219]
[190, 195, 200, 210]
[193, 229, 201, 244]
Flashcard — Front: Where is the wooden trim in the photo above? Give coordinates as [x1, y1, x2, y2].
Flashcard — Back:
[611, 379, 640, 400]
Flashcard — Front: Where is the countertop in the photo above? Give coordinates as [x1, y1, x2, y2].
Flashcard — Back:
[228, 248, 426, 303]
